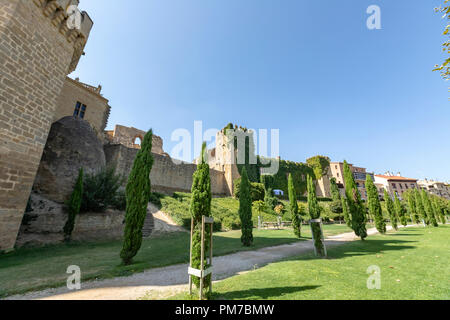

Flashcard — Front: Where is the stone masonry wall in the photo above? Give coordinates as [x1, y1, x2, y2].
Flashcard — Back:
[0, 0, 91, 251]
[54, 77, 110, 136]
[104, 144, 229, 196]
[105, 125, 165, 154]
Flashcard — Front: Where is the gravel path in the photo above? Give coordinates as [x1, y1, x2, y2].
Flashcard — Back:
[5, 225, 409, 300]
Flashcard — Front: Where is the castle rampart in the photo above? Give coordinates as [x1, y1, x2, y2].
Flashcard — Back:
[0, 0, 92, 251]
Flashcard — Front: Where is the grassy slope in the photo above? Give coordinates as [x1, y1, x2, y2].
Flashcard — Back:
[0, 224, 356, 298]
[172, 226, 450, 300]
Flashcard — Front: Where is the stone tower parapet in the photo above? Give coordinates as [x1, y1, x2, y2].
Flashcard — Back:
[0, 0, 93, 251]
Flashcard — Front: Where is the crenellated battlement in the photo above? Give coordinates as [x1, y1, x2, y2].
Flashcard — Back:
[33, 0, 93, 72]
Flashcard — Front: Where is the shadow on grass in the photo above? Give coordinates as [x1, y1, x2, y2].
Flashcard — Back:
[297, 238, 418, 262]
[214, 285, 320, 300]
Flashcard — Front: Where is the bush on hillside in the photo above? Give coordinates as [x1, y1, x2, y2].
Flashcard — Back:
[81, 167, 125, 213]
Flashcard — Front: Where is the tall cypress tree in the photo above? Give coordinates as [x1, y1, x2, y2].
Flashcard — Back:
[342, 197, 351, 228]
[239, 167, 253, 246]
[64, 168, 83, 242]
[433, 197, 447, 224]
[422, 190, 438, 227]
[120, 130, 154, 265]
[384, 190, 398, 230]
[394, 193, 408, 227]
[407, 190, 420, 224]
[307, 175, 325, 256]
[330, 177, 341, 201]
[366, 174, 386, 234]
[288, 173, 302, 238]
[189, 142, 212, 293]
[415, 189, 428, 225]
[343, 161, 367, 240]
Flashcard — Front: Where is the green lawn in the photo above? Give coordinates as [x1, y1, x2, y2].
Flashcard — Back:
[171, 226, 450, 300]
[0, 224, 354, 298]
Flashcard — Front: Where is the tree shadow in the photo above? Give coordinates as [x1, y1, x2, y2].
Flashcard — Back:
[213, 285, 320, 300]
[296, 238, 418, 262]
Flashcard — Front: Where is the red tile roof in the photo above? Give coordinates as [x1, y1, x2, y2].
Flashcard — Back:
[375, 175, 418, 182]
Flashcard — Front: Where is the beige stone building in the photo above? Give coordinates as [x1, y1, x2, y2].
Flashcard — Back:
[329, 162, 373, 200]
[417, 179, 450, 200]
[374, 173, 419, 200]
[0, 0, 93, 251]
[54, 77, 110, 136]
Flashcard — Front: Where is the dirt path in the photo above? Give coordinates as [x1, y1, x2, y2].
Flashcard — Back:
[5, 225, 411, 300]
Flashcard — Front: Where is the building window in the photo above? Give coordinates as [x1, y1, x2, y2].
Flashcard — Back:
[73, 102, 87, 119]
[392, 183, 396, 189]
[399, 184, 403, 189]
[337, 173, 340, 178]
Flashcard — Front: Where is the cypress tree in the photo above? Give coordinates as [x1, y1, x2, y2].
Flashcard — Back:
[64, 168, 83, 242]
[288, 173, 302, 238]
[239, 167, 253, 246]
[384, 190, 398, 230]
[422, 190, 438, 227]
[342, 197, 351, 228]
[394, 193, 408, 227]
[343, 161, 367, 240]
[434, 197, 447, 224]
[307, 175, 325, 256]
[330, 177, 341, 201]
[407, 191, 420, 224]
[366, 174, 386, 234]
[189, 142, 212, 293]
[120, 130, 154, 265]
[415, 189, 428, 225]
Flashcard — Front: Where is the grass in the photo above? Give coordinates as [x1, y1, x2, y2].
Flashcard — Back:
[0, 224, 355, 298]
[170, 225, 450, 300]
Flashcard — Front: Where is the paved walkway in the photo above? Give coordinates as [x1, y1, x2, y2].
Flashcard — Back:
[5, 225, 409, 300]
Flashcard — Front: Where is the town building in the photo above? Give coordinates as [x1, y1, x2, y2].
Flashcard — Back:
[417, 179, 450, 200]
[374, 172, 419, 200]
[54, 77, 111, 137]
[329, 162, 374, 200]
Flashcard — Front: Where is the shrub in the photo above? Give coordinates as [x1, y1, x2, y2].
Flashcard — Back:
[81, 167, 124, 213]
[149, 192, 163, 207]
[120, 130, 154, 265]
[329, 200, 343, 214]
[112, 189, 127, 211]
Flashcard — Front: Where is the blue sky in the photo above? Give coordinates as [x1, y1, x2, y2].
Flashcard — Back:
[72, 0, 449, 181]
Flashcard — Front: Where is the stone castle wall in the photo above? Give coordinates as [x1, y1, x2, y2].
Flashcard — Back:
[104, 144, 229, 196]
[105, 125, 165, 154]
[0, 0, 92, 251]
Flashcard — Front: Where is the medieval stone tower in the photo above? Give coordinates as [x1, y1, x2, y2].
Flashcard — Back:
[0, 0, 93, 251]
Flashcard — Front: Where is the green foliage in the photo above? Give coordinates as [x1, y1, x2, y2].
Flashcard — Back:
[306, 156, 331, 180]
[394, 193, 408, 227]
[432, 196, 447, 224]
[415, 189, 428, 225]
[288, 174, 302, 238]
[422, 190, 438, 227]
[81, 167, 124, 213]
[120, 130, 154, 265]
[264, 188, 279, 210]
[434, 1, 450, 81]
[259, 158, 314, 198]
[405, 190, 420, 224]
[342, 197, 351, 227]
[112, 189, 127, 211]
[329, 177, 341, 202]
[260, 174, 275, 191]
[239, 168, 253, 247]
[63, 168, 83, 242]
[384, 190, 398, 230]
[307, 175, 325, 256]
[343, 161, 367, 239]
[366, 174, 386, 234]
[149, 192, 163, 208]
[233, 179, 265, 202]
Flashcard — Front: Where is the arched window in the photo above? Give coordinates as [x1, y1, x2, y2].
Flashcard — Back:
[133, 136, 143, 147]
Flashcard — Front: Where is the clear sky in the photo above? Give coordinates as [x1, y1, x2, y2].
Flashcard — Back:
[72, 0, 449, 181]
